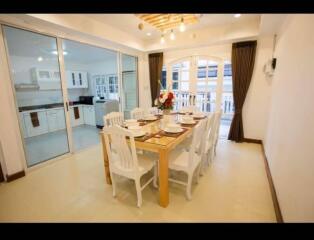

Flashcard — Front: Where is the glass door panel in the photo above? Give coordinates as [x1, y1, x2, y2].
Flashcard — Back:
[62, 39, 119, 150]
[121, 54, 138, 119]
[3, 26, 70, 167]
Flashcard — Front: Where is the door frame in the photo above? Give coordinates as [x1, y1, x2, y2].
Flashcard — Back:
[166, 55, 224, 112]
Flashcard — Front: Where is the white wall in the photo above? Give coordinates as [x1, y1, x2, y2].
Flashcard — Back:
[264, 15, 314, 222]
[243, 36, 274, 140]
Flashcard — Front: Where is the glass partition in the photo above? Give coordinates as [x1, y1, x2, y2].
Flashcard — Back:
[121, 54, 138, 119]
[3, 26, 70, 167]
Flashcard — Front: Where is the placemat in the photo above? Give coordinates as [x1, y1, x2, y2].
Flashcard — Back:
[156, 127, 189, 138]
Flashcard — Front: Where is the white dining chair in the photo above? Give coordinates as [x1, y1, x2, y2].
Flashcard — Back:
[168, 119, 207, 200]
[199, 114, 216, 174]
[213, 110, 222, 156]
[147, 107, 158, 115]
[130, 108, 145, 120]
[104, 112, 124, 127]
[103, 125, 158, 207]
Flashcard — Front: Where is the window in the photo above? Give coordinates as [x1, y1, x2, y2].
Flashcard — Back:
[222, 61, 234, 120]
[161, 65, 167, 89]
[196, 60, 218, 112]
[224, 63, 232, 76]
[171, 61, 191, 110]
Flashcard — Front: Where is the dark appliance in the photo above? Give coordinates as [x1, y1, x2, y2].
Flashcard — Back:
[79, 96, 94, 105]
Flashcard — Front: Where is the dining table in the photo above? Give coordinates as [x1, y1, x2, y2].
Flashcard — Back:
[99, 112, 208, 208]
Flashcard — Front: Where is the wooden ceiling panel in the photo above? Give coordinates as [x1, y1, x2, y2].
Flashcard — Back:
[135, 14, 199, 32]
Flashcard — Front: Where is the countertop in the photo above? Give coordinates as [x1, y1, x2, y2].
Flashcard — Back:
[19, 102, 94, 113]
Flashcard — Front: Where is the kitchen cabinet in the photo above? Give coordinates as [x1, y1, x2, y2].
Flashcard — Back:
[47, 109, 66, 132]
[31, 68, 61, 90]
[83, 105, 96, 126]
[66, 71, 88, 89]
[23, 111, 49, 137]
[70, 106, 84, 126]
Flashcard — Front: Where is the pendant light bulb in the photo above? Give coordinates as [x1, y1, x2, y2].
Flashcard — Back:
[179, 18, 186, 32]
[170, 29, 175, 40]
[160, 34, 165, 44]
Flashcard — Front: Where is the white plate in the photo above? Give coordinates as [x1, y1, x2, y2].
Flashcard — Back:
[132, 130, 146, 137]
[128, 125, 142, 131]
[180, 120, 196, 124]
[193, 114, 205, 118]
[143, 116, 157, 121]
[164, 127, 183, 133]
[125, 119, 137, 123]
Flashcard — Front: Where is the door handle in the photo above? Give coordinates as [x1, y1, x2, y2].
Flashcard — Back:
[66, 102, 69, 111]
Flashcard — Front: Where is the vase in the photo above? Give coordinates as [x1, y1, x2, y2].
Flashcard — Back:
[163, 109, 171, 115]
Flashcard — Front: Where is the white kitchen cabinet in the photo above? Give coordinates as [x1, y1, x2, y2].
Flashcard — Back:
[47, 109, 66, 132]
[83, 105, 96, 126]
[66, 71, 88, 89]
[23, 111, 49, 137]
[31, 68, 61, 90]
[19, 112, 28, 138]
[70, 106, 84, 126]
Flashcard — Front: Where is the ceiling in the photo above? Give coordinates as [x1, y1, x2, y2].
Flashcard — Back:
[88, 14, 261, 41]
[4, 25, 117, 64]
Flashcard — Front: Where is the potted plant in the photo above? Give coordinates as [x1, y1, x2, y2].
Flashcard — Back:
[154, 80, 175, 115]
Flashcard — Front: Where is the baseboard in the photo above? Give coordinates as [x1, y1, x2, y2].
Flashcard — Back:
[261, 141, 284, 223]
[243, 138, 262, 144]
[6, 170, 25, 182]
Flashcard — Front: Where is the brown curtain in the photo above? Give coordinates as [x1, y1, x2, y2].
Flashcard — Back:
[149, 52, 163, 106]
[228, 41, 257, 142]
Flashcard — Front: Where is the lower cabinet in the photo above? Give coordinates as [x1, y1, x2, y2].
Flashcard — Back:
[23, 111, 49, 138]
[83, 105, 96, 126]
[47, 109, 66, 132]
[70, 106, 84, 127]
[20, 105, 96, 138]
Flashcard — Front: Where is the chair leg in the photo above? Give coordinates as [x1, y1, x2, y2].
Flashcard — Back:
[195, 163, 202, 184]
[186, 173, 193, 201]
[111, 173, 117, 197]
[153, 163, 158, 188]
[135, 178, 142, 207]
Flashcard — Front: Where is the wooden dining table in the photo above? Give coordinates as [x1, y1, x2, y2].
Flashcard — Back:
[99, 113, 207, 208]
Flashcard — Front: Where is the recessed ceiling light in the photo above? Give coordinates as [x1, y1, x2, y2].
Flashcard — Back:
[160, 34, 165, 44]
[146, 32, 152, 36]
[234, 14, 241, 18]
[37, 56, 43, 62]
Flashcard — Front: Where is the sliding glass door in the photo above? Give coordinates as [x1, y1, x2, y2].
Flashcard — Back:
[2, 26, 70, 167]
[121, 54, 138, 119]
[2, 24, 140, 167]
[62, 39, 119, 151]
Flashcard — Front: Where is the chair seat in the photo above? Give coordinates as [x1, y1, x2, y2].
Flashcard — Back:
[169, 149, 201, 172]
[111, 152, 157, 176]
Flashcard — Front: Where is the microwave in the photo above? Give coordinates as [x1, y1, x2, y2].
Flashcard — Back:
[79, 96, 94, 105]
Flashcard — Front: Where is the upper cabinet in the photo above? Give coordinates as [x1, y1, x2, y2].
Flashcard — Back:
[66, 70, 88, 89]
[31, 68, 88, 90]
[31, 68, 61, 90]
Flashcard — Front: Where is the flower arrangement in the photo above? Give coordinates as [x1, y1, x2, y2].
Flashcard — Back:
[154, 80, 175, 110]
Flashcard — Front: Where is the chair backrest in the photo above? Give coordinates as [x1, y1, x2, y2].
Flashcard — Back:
[147, 107, 158, 115]
[104, 112, 124, 127]
[103, 125, 139, 172]
[213, 110, 222, 136]
[188, 119, 207, 167]
[200, 114, 215, 153]
[130, 108, 145, 120]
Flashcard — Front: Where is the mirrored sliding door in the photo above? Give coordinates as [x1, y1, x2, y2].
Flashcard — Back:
[2, 26, 70, 167]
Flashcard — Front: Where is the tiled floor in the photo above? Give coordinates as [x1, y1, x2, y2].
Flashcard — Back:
[24, 125, 100, 167]
[0, 139, 276, 222]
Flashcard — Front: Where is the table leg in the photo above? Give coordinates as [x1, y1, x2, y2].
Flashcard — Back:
[100, 133, 112, 185]
[159, 148, 169, 207]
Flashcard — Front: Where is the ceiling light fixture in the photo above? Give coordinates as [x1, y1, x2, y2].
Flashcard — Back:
[146, 32, 152, 36]
[160, 34, 165, 44]
[234, 14, 241, 18]
[170, 29, 175, 40]
[37, 56, 43, 62]
[179, 18, 186, 32]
